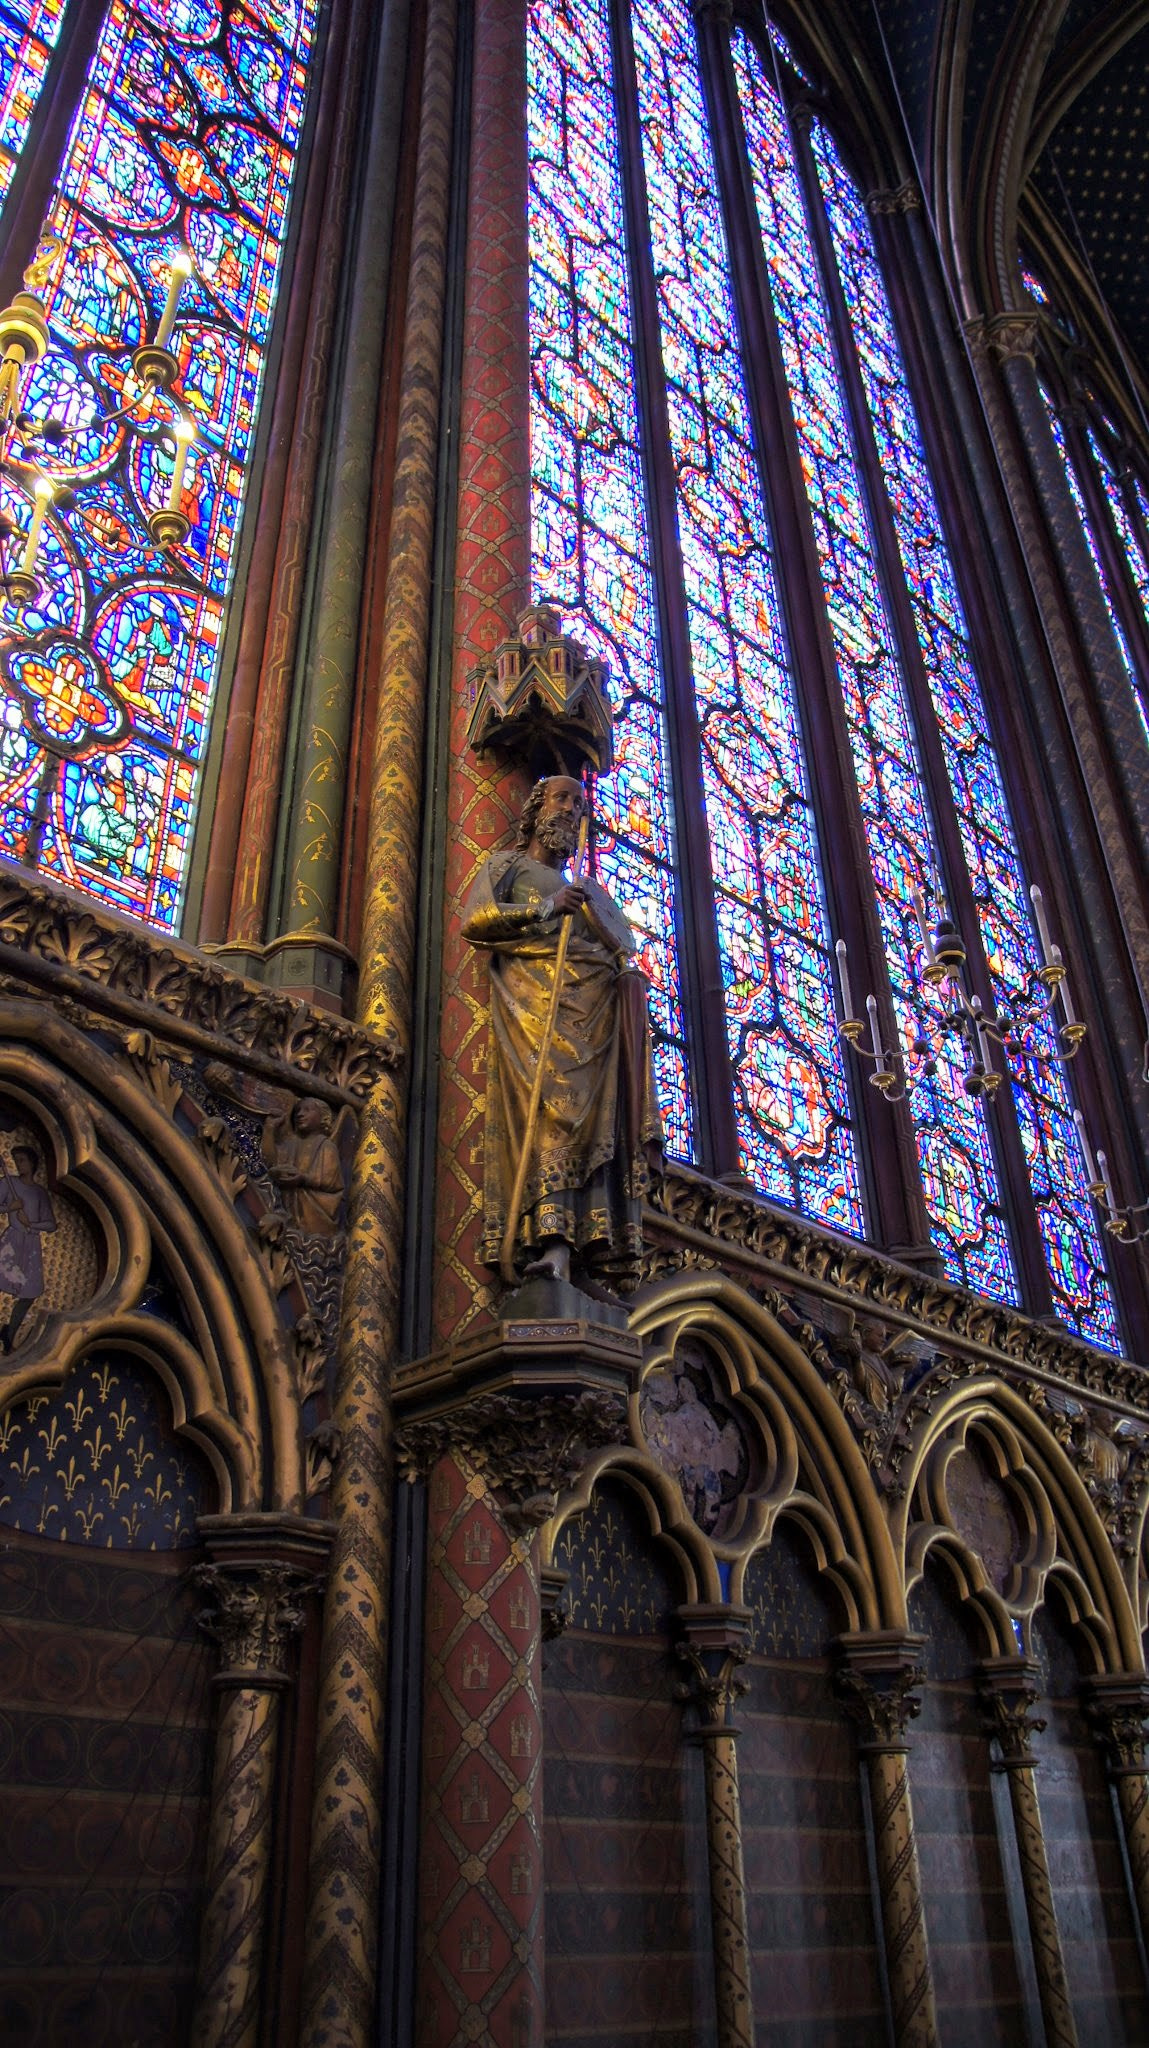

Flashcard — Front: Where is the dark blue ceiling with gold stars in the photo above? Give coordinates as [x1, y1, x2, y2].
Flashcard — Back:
[857, 0, 1149, 375]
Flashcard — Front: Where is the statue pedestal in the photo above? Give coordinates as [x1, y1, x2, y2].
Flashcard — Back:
[393, 1284, 641, 1437]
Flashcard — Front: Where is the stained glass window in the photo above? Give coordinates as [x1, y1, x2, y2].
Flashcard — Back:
[811, 126, 1117, 1348]
[627, 0, 862, 1228]
[1084, 421, 1149, 742]
[0, 0, 319, 925]
[526, 0, 693, 1158]
[525, 0, 1122, 1346]
[1042, 393, 1149, 748]
[0, 0, 69, 213]
[733, 33, 1016, 1298]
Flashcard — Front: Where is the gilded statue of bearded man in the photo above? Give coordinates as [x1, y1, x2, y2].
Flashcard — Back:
[463, 776, 662, 1293]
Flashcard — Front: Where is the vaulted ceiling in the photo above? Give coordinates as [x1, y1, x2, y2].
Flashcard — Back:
[858, 0, 1149, 381]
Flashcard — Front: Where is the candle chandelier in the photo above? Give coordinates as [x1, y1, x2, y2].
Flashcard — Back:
[0, 230, 197, 612]
[833, 885, 1149, 1248]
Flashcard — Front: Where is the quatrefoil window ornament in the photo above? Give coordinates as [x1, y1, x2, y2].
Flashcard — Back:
[1, 631, 128, 756]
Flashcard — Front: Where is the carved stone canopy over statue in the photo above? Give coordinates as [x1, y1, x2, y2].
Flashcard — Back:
[462, 776, 662, 1295]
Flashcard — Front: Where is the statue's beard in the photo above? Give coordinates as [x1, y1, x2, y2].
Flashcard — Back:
[536, 816, 578, 857]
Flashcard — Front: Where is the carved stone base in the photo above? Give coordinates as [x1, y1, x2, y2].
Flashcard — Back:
[395, 1307, 640, 1531]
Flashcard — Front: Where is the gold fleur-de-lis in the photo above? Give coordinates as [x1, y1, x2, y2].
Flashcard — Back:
[64, 1385, 92, 1432]
[56, 1454, 87, 1502]
[35, 1489, 59, 1536]
[108, 1397, 132, 1442]
[127, 1435, 154, 1480]
[88, 1424, 111, 1470]
[75, 1501, 104, 1540]
[38, 1416, 65, 1460]
[144, 1473, 173, 1511]
[12, 1444, 40, 1487]
[0, 1410, 21, 1453]
[93, 1363, 115, 1402]
[101, 1463, 129, 1508]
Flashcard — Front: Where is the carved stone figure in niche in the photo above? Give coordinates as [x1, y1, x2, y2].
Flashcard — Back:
[201, 1062, 354, 1241]
[0, 1145, 56, 1352]
[0, 1110, 99, 1357]
[640, 1343, 751, 1535]
[261, 1097, 346, 1237]
[462, 776, 662, 1293]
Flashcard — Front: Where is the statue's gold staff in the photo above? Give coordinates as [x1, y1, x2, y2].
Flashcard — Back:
[499, 806, 590, 1285]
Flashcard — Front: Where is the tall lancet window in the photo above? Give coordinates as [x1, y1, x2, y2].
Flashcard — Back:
[527, 0, 1119, 1347]
[0, 0, 321, 926]
[1024, 268, 1149, 746]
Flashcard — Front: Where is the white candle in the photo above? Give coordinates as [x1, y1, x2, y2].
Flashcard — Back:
[866, 993, 886, 1071]
[1073, 1109, 1098, 1187]
[155, 250, 193, 351]
[165, 418, 196, 515]
[19, 474, 53, 577]
[1096, 1149, 1119, 1217]
[1029, 883, 1054, 966]
[1051, 948, 1077, 1028]
[970, 997, 992, 1073]
[834, 938, 854, 1023]
[912, 889, 936, 966]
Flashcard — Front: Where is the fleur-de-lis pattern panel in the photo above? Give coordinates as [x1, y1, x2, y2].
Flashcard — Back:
[552, 1478, 680, 1637]
[0, 0, 321, 927]
[0, 1353, 211, 1545]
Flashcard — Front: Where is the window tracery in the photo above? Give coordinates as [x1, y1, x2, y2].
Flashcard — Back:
[0, 0, 320, 926]
[527, 0, 1119, 1345]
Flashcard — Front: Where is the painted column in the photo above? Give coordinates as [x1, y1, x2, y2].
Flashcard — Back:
[429, 0, 531, 1348]
[298, 0, 456, 2033]
[837, 1633, 938, 2048]
[1085, 1675, 1149, 1961]
[415, 1451, 545, 2048]
[962, 312, 1149, 1068]
[677, 1606, 753, 2048]
[990, 317, 1149, 883]
[979, 1657, 1078, 2048]
[190, 1550, 323, 2048]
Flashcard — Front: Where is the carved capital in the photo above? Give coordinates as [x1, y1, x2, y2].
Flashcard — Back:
[865, 181, 920, 215]
[836, 1632, 924, 1750]
[397, 1389, 626, 1531]
[1084, 1677, 1149, 1776]
[980, 312, 1041, 364]
[978, 1658, 1046, 1767]
[676, 1605, 751, 1732]
[194, 1512, 332, 1685]
[194, 1563, 315, 1684]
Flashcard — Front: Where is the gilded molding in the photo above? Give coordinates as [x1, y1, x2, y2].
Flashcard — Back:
[644, 1167, 1149, 1411]
[0, 867, 397, 1098]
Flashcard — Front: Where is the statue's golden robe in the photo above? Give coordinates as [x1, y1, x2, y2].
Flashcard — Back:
[463, 850, 662, 1282]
